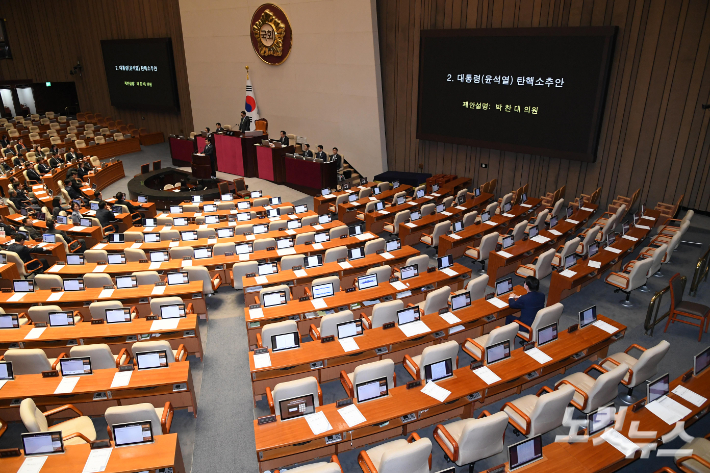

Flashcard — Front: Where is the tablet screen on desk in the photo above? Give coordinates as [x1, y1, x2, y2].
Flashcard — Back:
[588, 242, 599, 258]
[67, 254, 84, 265]
[425, 359, 453, 383]
[145, 233, 160, 243]
[396, 196, 406, 205]
[647, 373, 669, 404]
[270, 197, 281, 205]
[451, 292, 471, 311]
[112, 421, 154, 447]
[0, 361, 14, 379]
[13, 280, 34, 293]
[436, 203, 445, 213]
[192, 195, 202, 203]
[136, 350, 168, 370]
[238, 201, 251, 210]
[59, 357, 92, 376]
[254, 224, 268, 234]
[150, 251, 168, 262]
[138, 195, 148, 203]
[386, 238, 401, 252]
[287, 219, 301, 229]
[318, 214, 331, 224]
[564, 254, 577, 269]
[349, 224, 364, 236]
[400, 265, 418, 281]
[486, 340, 510, 365]
[587, 403, 615, 436]
[295, 205, 308, 214]
[236, 243, 252, 255]
[106, 308, 131, 323]
[173, 217, 188, 226]
[348, 194, 358, 202]
[194, 247, 212, 259]
[22, 431, 63, 456]
[258, 262, 278, 276]
[549, 216, 558, 228]
[237, 212, 251, 221]
[502, 235, 514, 249]
[0, 314, 20, 329]
[217, 228, 234, 238]
[160, 304, 186, 319]
[263, 291, 287, 308]
[42, 233, 56, 244]
[536, 323, 558, 346]
[397, 307, 420, 326]
[312, 283, 334, 299]
[495, 277, 513, 296]
[204, 204, 217, 212]
[49, 311, 75, 327]
[305, 255, 322, 269]
[63, 278, 84, 291]
[508, 435, 543, 470]
[80, 218, 92, 227]
[272, 332, 300, 352]
[267, 209, 279, 218]
[167, 271, 189, 285]
[579, 305, 597, 328]
[695, 346, 710, 377]
[314, 232, 329, 243]
[107, 253, 126, 265]
[528, 225, 538, 238]
[348, 247, 364, 260]
[222, 193, 234, 201]
[109, 233, 125, 243]
[504, 202, 513, 213]
[437, 255, 453, 270]
[337, 320, 363, 339]
[356, 377, 388, 403]
[276, 237, 293, 249]
[480, 211, 490, 223]
[279, 394, 314, 421]
[170, 206, 182, 214]
[357, 274, 378, 290]
[116, 276, 137, 289]
[251, 191, 262, 198]
[205, 215, 220, 224]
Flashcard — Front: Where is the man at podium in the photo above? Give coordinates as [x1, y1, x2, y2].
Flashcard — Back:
[238, 111, 251, 132]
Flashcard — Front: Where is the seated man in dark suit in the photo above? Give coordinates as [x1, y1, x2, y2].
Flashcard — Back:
[77, 162, 92, 180]
[314, 145, 327, 161]
[36, 158, 51, 174]
[115, 192, 139, 213]
[12, 155, 23, 167]
[25, 165, 42, 183]
[3, 144, 15, 157]
[15, 140, 27, 155]
[278, 130, 289, 146]
[65, 148, 79, 162]
[48, 155, 62, 169]
[505, 276, 546, 334]
[302, 143, 314, 158]
[96, 200, 119, 228]
[46, 217, 86, 253]
[215, 122, 225, 133]
[0, 135, 9, 148]
[0, 160, 12, 172]
[329, 147, 342, 167]
[5, 233, 49, 272]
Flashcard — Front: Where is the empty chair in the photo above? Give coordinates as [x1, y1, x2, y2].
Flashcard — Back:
[70, 344, 129, 369]
[253, 238, 276, 252]
[499, 219, 528, 244]
[464, 232, 499, 271]
[257, 285, 292, 306]
[3, 348, 58, 375]
[595, 214, 617, 243]
[267, 376, 321, 416]
[308, 276, 341, 296]
[358, 434, 431, 473]
[362, 299, 403, 329]
[89, 301, 134, 322]
[232, 261, 258, 289]
[600, 340, 670, 403]
[497, 193, 513, 213]
[624, 243, 667, 290]
[555, 362, 629, 413]
[420, 221, 451, 247]
[358, 187, 372, 199]
[396, 254, 429, 277]
[324, 246, 347, 263]
[675, 435, 710, 473]
[149, 296, 186, 317]
[462, 211, 478, 227]
[463, 322, 519, 362]
[551, 237, 581, 267]
[105, 402, 173, 437]
[657, 210, 693, 237]
[156, 216, 172, 225]
[502, 385, 575, 437]
[169, 247, 195, 260]
[20, 398, 96, 445]
[527, 209, 549, 232]
[295, 232, 315, 245]
[450, 274, 488, 301]
[83, 273, 113, 289]
[29, 305, 82, 324]
[515, 248, 556, 280]
[34, 274, 62, 290]
[605, 257, 653, 307]
[546, 198, 565, 221]
[84, 249, 108, 263]
[364, 238, 386, 255]
[268, 221, 287, 232]
[159, 230, 180, 242]
[420, 203, 435, 216]
[273, 457, 344, 473]
[594, 203, 626, 227]
[310, 310, 354, 340]
[234, 224, 254, 236]
[340, 358, 395, 399]
[576, 226, 601, 256]
[329, 225, 349, 239]
[132, 271, 161, 286]
[131, 340, 186, 363]
[441, 196, 454, 208]
[515, 302, 564, 343]
[404, 340, 458, 380]
[301, 215, 318, 227]
[366, 265, 391, 285]
[125, 248, 147, 262]
[663, 273, 710, 341]
[415, 285, 451, 314]
[434, 411, 508, 470]
[196, 227, 216, 239]
[213, 243, 236, 256]
[484, 201, 498, 216]
[280, 255, 305, 271]
[123, 231, 144, 242]
[184, 266, 221, 295]
[329, 194, 349, 213]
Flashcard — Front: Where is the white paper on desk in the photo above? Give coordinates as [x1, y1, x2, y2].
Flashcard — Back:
[521, 203, 532, 208]
[70, 226, 86, 231]
[25, 327, 46, 340]
[582, 207, 595, 212]
[17, 455, 48, 473]
[487, 297, 508, 309]
[82, 447, 113, 473]
[350, 202, 361, 207]
[130, 242, 143, 249]
[239, 254, 250, 261]
[253, 353, 271, 369]
[622, 235, 638, 242]
[207, 238, 217, 244]
[484, 221, 497, 226]
[312, 243, 324, 250]
[313, 225, 324, 230]
[421, 381, 451, 402]
[672, 386, 707, 407]
[380, 252, 394, 260]
[593, 320, 617, 334]
[194, 213, 203, 217]
[356, 233, 375, 241]
[641, 215, 655, 221]
[339, 337, 360, 352]
[277, 248, 296, 256]
[159, 213, 169, 218]
[549, 229, 562, 236]
[391, 281, 408, 291]
[560, 269, 577, 278]
[531, 235, 551, 244]
[378, 210, 390, 215]
[47, 292, 64, 301]
[8, 292, 26, 302]
[93, 243, 108, 250]
[526, 348, 553, 364]
[0, 379, 7, 390]
[151, 285, 167, 295]
[111, 371, 132, 388]
[289, 214, 299, 220]
[502, 213, 516, 218]
[400, 320, 430, 337]
[304, 411, 333, 435]
[294, 269, 308, 278]
[249, 308, 264, 319]
[646, 397, 692, 425]
[162, 226, 172, 231]
[456, 206, 467, 211]
[285, 229, 296, 235]
[601, 429, 639, 457]
[268, 217, 281, 222]
[635, 224, 651, 230]
[431, 193, 441, 197]
[441, 211, 452, 216]
[450, 234, 462, 240]
[408, 201, 417, 206]
[439, 311, 461, 324]
[55, 376, 80, 394]
[338, 261, 353, 269]
[473, 366, 501, 385]
[149, 262, 162, 269]
[151, 318, 180, 331]
[47, 265, 63, 273]
[181, 259, 193, 267]
[497, 251, 513, 259]
[99, 289, 115, 299]
[93, 265, 107, 273]
[169, 241, 180, 248]
[404, 222, 417, 228]
[588, 260, 602, 269]
[441, 268, 458, 277]
[338, 404, 366, 428]
[605, 247, 623, 254]
[323, 194, 336, 199]
[254, 276, 268, 285]
[312, 298, 328, 310]
[246, 234, 256, 241]
[567, 219, 580, 225]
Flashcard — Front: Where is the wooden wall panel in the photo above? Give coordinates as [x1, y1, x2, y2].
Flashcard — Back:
[0, 0, 193, 137]
[377, 0, 710, 211]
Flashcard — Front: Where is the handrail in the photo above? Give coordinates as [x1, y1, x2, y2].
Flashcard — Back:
[644, 275, 686, 336]
[689, 246, 710, 297]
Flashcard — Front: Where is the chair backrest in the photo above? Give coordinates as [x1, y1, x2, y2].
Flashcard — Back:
[324, 246, 347, 263]
[534, 248, 556, 280]
[669, 273, 685, 310]
[28, 305, 66, 324]
[261, 320, 299, 349]
[280, 255, 305, 271]
[131, 340, 176, 362]
[532, 209, 549, 229]
[626, 340, 670, 387]
[429, 221, 451, 246]
[557, 238, 580, 264]
[579, 226, 600, 254]
[377, 181, 391, 192]
[500, 193, 513, 209]
[132, 271, 161, 285]
[391, 210, 410, 233]
[528, 385, 575, 436]
[455, 412, 509, 465]
[585, 363, 629, 412]
[598, 214, 617, 241]
[149, 296, 184, 316]
[0, 250, 26, 276]
[169, 246, 194, 260]
[185, 266, 214, 294]
[404, 254, 429, 274]
[272, 377, 320, 416]
[318, 311, 354, 338]
[477, 232, 500, 262]
[551, 198, 565, 219]
[378, 436, 432, 473]
[232, 262, 259, 289]
[335, 194, 349, 206]
[105, 403, 162, 437]
[647, 244, 668, 276]
[417, 340, 459, 380]
[84, 273, 113, 288]
[485, 201, 498, 215]
[20, 398, 49, 433]
[234, 224, 254, 236]
[259, 285, 291, 305]
[70, 344, 117, 370]
[329, 225, 348, 240]
[352, 359, 395, 390]
[84, 249, 108, 263]
[312, 276, 341, 294]
[530, 302, 562, 336]
[627, 258, 653, 291]
[125, 248, 147, 262]
[420, 203, 435, 216]
[34, 274, 62, 290]
[295, 232, 315, 246]
[89, 301, 123, 321]
[4, 349, 52, 375]
[358, 187, 372, 199]
[464, 274, 489, 300]
[511, 220, 529, 241]
[366, 265, 391, 284]
[422, 285, 451, 314]
[253, 238, 276, 252]
[484, 323, 519, 353]
[463, 211, 478, 227]
[371, 299, 403, 328]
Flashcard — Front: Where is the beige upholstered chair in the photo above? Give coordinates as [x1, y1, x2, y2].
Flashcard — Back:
[366, 265, 391, 285]
[267, 376, 322, 416]
[434, 411, 508, 469]
[273, 456, 343, 473]
[364, 238, 386, 255]
[576, 226, 601, 256]
[28, 305, 82, 324]
[462, 211, 478, 227]
[341, 359, 395, 399]
[125, 248, 147, 262]
[551, 237, 581, 267]
[149, 296, 185, 317]
[105, 402, 173, 438]
[464, 232, 499, 271]
[605, 257, 654, 306]
[420, 203, 435, 216]
[253, 238, 276, 252]
[358, 434, 431, 473]
[450, 274, 488, 301]
[3, 348, 58, 374]
[324, 246, 347, 263]
[169, 246, 194, 260]
[358, 187, 372, 199]
[463, 322, 519, 362]
[502, 385, 575, 437]
[34, 274, 63, 290]
[362, 299, 402, 329]
[83, 273, 113, 289]
[416, 285, 451, 314]
[89, 301, 135, 321]
[420, 221, 451, 247]
[70, 344, 129, 369]
[499, 219, 528, 244]
[84, 249, 108, 263]
[310, 310, 354, 340]
[546, 198, 565, 222]
[675, 434, 710, 473]
[624, 243, 668, 288]
[515, 248, 556, 279]
[307, 276, 341, 298]
[280, 254, 305, 271]
[258, 320, 298, 349]
[132, 271, 161, 285]
[232, 261, 258, 289]
[555, 362, 629, 413]
[403, 340, 458, 380]
[295, 232, 315, 245]
[329, 194, 350, 213]
[515, 302, 563, 343]
[184, 266, 221, 295]
[526, 209, 549, 232]
[131, 340, 186, 363]
[20, 398, 96, 445]
[329, 225, 349, 239]
[600, 340, 670, 403]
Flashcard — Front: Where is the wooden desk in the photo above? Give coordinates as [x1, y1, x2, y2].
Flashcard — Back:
[253, 315, 626, 472]
[76, 137, 142, 160]
[152, 201, 295, 220]
[86, 160, 126, 193]
[6, 214, 104, 247]
[314, 183, 376, 215]
[285, 156, 339, 191]
[0, 262, 21, 289]
[336, 185, 414, 225]
[126, 211, 320, 234]
[104, 198, 157, 218]
[214, 132, 263, 177]
[0, 236, 66, 263]
[0, 433, 187, 473]
[256, 144, 293, 183]
[244, 263, 471, 346]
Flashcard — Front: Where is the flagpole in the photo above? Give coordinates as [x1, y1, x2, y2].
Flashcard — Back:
[246, 65, 249, 80]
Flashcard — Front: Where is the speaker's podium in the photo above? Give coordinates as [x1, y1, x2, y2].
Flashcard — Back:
[255, 143, 294, 184]
[191, 153, 212, 179]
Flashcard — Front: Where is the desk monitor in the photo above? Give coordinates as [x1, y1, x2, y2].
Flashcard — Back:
[348, 193, 359, 202]
[486, 340, 511, 365]
[80, 218, 92, 227]
[222, 193, 234, 201]
[258, 262, 278, 276]
[251, 190, 262, 198]
[536, 323, 558, 347]
[236, 212, 251, 221]
[270, 197, 281, 205]
[276, 237, 293, 249]
[106, 307, 132, 323]
[204, 204, 217, 212]
[566, 205, 574, 219]
[647, 373, 669, 404]
[528, 225, 539, 238]
[194, 247, 212, 259]
[42, 233, 56, 244]
[235, 242, 253, 255]
[318, 214, 331, 224]
[149, 250, 169, 262]
[160, 303, 186, 319]
[287, 219, 301, 229]
[305, 254, 323, 269]
[173, 217, 188, 226]
[136, 350, 169, 370]
[348, 246, 365, 260]
[397, 307, 420, 326]
[356, 377, 388, 403]
[587, 403, 615, 436]
[144, 217, 157, 227]
[169, 205, 182, 214]
[453, 220, 463, 233]
[411, 211, 422, 221]
[192, 195, 202, 203]
[67, 254, 84, 265]
[272, 332, 300, 352]
[400, 265, 418, 280]
[458, 195, 466, 205]
[373, 187, 382, 196]
[237, 201, 251, 210]
[0, 254, 6, 265]
[416, 189, 425, 199]
[424, 359, 453, 383]
[167, 271, 189, 285]
[90, 202, 99, 211]
[49, 311, 75, 327]
[108, 233, 125, 243]
[0, 314, 20, 329]
[451, 292, 471, 311]
[312, 282, 334, 299]
[56, 215, 68, 225]
[386, 238, 401, 252]
[579, 305, 597, 329]
[393, 180, 400, 188]
[112, 421, 154, 447]
[321, 188, 331, 196]
[694, 346, 710, 377]
[349, 224, 364, 236]
[357, 274, 378, 290]
[480, 211, 491, 223]
[0, 361, 13, 380]
[549, 216, 558, 228]
[107, 253, 126, 265]
[116, 275, 137, 289]
[262, 291, 288, 308]
[436, 203, 445, 213]
[145, 233, 160, 243]
[508, 435, 543, 471]
[138, 195, 148, 203]
[589, 242, 599, 258]
[521, 193, 527, 203]
[564, 254, 577, 270]
[205, 215, 220, 224]
[267, 208, 279, 218]
[217, 228, 234, 238]
[22, 431, 63, 456]
[63, 278, 85, 291]
[295, 204, 308, 213]
[314, 232, 329, 243]
[503, 201, 513, 213]
[437, 255, 453, 270]
[59, 356, 92, 376]
[13, 279, 34, 293]
[396, 195, 406, 205]
[432, 184, 439, 192]
[474, 187, 481, 197]
[279, 394, 315, 421]
[337, 320, 363, 339]
[495, 278, 513, 297]
[622, 222, 629, 235]
[254, 224, 268, 234]
[502, 234, 514, 250]
[607, 233, 616, 246]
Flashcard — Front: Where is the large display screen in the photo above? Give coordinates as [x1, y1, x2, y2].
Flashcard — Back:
[417, 27, 617, 162]
[100, 38, 179, 112]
